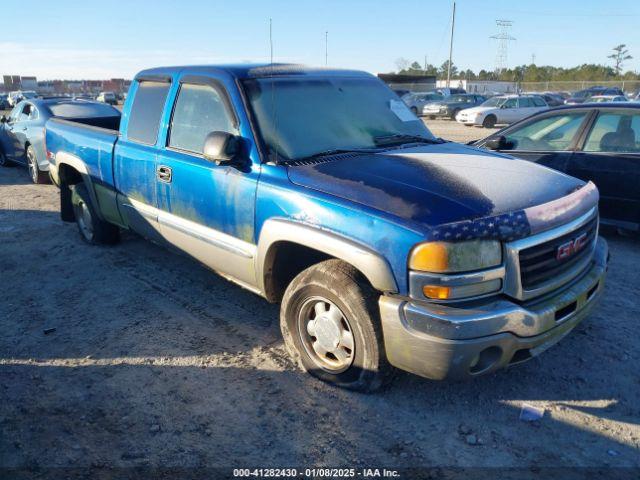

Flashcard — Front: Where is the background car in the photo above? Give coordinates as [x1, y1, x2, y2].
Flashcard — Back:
[589, 95, 628, 103]
[455, 94, 548, 128]
[422, 93, 487, 119]
[0, 94, 10, 110]
[474, 103, 640, 233]
[96, 91, 118, 105]
[401, 92, 444, 115]
[7, 90, 38, 107]
[565, 86, 624, 104]
[0, 99, 120, 183]
[528, 92, 565, 107]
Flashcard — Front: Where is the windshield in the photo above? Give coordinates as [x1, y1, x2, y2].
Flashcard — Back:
[481, 97, 507, 107]
[450, 95, 468, 103]
[243, 76, 435, 160]
[23, 91, 37, 98]
[47, 102, 120, 118]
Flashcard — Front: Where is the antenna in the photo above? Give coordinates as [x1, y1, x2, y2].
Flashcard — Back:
[269, 18, 273, 64]
[446, 1, 456, 87]
[490, 20, 515, 72]
[325, 31, 328, 66]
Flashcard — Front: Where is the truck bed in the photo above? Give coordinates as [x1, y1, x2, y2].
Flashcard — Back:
[46, 116, 120, 190]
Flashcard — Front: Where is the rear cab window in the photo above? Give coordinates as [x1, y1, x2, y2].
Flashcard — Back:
[127, 81, 171, 145]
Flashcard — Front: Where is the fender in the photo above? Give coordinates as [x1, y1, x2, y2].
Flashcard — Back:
[256, 218, 398, 295]
[55, 151, 105, 222]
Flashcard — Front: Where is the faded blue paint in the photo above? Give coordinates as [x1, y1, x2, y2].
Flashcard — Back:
[45, 64, 591, 297]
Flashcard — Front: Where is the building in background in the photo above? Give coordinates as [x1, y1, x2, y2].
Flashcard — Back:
[435, 79, 517, 95]
[378, 73, 437, 94]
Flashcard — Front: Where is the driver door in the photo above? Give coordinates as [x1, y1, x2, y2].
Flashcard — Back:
[154, 74, 260, 286]
[497, 97, 518, 124]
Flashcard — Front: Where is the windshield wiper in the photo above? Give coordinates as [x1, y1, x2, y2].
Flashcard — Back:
[291, 147, 378, 163]
[373, 134, 445, 147]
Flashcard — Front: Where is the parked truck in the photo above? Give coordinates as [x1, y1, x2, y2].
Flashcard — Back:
[45, 65, 608, 391]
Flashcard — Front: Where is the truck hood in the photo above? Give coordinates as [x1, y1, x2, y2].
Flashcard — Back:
[287, 143, 584, 228]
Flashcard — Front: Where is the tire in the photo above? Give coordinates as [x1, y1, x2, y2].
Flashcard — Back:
[410, 106, 418, 115]
[26, 146, 49, 184]
[429, 115, 436, 120]
[280, 259, 394, 392]
[71, 183, 120, 245]
[0, 149, 14, 167]
[482, 115, 497, 128]
[450, 108, 461, 120]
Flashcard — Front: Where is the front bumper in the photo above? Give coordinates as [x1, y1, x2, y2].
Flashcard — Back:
[379, 237, 608, 380]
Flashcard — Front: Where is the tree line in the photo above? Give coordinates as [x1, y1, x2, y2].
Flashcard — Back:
[395, 45, 638, 82]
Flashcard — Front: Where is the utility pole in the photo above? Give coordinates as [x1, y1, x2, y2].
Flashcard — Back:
[424, 54, 428, 72]
[447, 1, 456, 87]
[531, 53, 536, 65]
[325, 31, 328, 66]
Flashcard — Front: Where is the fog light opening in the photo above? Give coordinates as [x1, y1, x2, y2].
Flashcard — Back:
[469, 346, 502, 375]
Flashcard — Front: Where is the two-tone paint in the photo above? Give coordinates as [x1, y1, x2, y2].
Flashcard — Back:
[44, 64, 608, 381]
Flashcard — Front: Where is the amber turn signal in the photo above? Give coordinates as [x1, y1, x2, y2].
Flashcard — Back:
[422, 285, 451, 300]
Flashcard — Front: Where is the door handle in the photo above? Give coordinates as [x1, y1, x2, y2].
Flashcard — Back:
[156, 165, 172, 183]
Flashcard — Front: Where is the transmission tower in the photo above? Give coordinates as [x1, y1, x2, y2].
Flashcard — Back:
[490, 20, 515, 72]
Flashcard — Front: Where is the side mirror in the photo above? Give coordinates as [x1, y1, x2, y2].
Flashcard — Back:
[485, 135, 507, 150]
[0, 115, 6, 124]
[203, 131, 241, 166]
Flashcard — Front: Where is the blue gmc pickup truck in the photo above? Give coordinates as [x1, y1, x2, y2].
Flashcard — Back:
[45, 64, 608, 391]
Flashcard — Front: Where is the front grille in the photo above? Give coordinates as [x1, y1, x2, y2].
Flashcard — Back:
[519, 216, 598, 289]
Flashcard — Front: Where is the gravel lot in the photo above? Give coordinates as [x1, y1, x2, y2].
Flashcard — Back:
[1, 123, 639, 477]
[423, 117, 499, 143]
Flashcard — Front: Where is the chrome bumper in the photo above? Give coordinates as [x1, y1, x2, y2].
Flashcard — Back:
[379, 237, 608, 380]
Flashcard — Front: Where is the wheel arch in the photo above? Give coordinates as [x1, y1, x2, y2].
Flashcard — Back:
[56, 152, 101, 222]
[256, 218, 398, 303]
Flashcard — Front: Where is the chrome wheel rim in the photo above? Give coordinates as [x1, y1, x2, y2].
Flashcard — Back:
[298, 296, 355, 373]
[27, 151, 37, 182]
[75, 200, 94, 241]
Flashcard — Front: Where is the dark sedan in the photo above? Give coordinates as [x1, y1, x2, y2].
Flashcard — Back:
[474, 103, 640, 233]
[422, 94, 487, 119]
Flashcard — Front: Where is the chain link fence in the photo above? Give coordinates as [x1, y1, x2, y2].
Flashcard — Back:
[519, 80, 640, 94]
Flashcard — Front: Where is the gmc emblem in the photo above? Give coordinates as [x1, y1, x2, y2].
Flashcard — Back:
[556, 232, 588, 260]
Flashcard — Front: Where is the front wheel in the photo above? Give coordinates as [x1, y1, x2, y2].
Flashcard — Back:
[482, 115, 497, 128]
[410, 106, 418, 115]
[450, 108, 461, 120]
[280, 259, 394, 392]
[71, 183, 120, 245]
[27, 146, 49, 184]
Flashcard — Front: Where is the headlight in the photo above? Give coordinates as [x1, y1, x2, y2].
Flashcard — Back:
[408, 240, 504, 301]
[409, 240, 502, 273]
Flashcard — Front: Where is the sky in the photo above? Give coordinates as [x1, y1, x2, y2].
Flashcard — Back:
[2, 0, 639, 80]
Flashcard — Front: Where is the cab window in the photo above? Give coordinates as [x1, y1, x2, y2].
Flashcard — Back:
[501, 112, 588, 151]
[127, 81, 171, 145]
[168, 82, 236, 154]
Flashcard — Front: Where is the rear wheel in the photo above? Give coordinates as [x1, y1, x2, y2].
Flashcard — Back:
[71, 183, 120, 245]
[482, 115, 497, 128]
[27, 146, 49, 184]
[280, 259, 394, 392]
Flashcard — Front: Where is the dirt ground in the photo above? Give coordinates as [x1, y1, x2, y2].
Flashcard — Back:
[1, 128, 639, 477]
